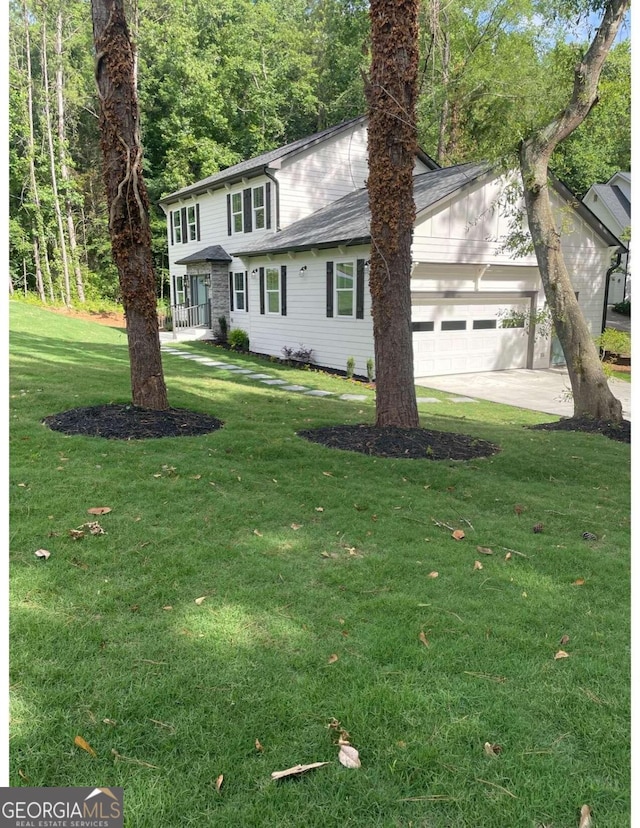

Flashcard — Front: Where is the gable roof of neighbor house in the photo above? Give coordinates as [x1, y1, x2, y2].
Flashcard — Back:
[231, 162, 490, 257]
[583, 178, 631, 234]
[160, 116, 438, 205]
[174, 245, 232, 265]
[552, 176, 627, 250]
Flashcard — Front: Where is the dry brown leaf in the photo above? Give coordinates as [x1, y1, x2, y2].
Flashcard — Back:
[560, 634, 570, 646]
[554, 650, 570, 660]
[428, 571, 439, 579]
[194, 596, 206, 605]
[69, 529, 85, 540]
[579, 804, 592, 828]
[18, 769, 29, 782]
[322, 471, 333, 477]
[483, 742, 503, 757]
[253, 529, 263, 537]
[504, 552, 512, 561]
[162, 606, 173, 611]
[255, 739, 264, 752]
[328, 653, 339, 664]
[473, 560, 483, 570]
[452, 529, 465, 540]
[338, 744, 361, 768]
[315, 507, 324, 512]
[102, 718, 117, 726]
[476, 546, 493, 555]
[290, 523, 302, 530]
[514, 504, 524, 515]
[215, 774, 224, 792]
[419, 631, 430, 647]
[271, 762, 329, 781]
[572, 578, 585, 586]
[87, 507, 111, 515]
[74, 735, 96, 757]
[34, 549, 51, 560]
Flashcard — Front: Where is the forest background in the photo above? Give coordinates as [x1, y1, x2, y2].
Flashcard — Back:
[8, 0, 631, 307]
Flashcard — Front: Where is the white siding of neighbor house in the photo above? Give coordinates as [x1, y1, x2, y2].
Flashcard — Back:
[230, 245, 375, 376]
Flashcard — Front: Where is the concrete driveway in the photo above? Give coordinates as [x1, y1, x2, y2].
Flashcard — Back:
[416, 368, 631, 420]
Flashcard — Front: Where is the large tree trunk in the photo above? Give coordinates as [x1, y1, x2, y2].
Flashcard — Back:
[91, 0, 168, 410]
[41, 13, 72, 307]
[519, 0, 628, 422]
[366, 0, 420, 428]
[55, 8, 86, 303]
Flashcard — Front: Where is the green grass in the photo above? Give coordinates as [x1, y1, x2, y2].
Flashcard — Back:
[10, 302, 630, 827]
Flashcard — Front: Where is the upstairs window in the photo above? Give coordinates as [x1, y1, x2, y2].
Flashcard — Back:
[335, 261, 355, 317]
[172, 210, 182, 244]
[253, 186, 265, 229]
[187, 206, 197, 241]
[231, 192, 243, 233]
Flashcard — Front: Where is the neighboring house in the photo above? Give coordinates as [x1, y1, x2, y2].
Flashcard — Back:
[159, 117, 624, 378]
[583, 171, 631, 304]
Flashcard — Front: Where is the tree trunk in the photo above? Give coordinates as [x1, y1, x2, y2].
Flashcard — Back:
[55, 8, 86, 303]
[436, 28, 450, 166]
[519, 0, 628, 423]
[41, 14, 72, 307]
[366, 0, 420, 428]
[91, 0, 168, 410]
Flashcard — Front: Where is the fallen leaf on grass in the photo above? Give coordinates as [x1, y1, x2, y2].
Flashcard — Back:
[290, 523, 302, 531]
[102, 719, 117, 726]
[504, 552, 512, 561]
[162, 606, 173, 611]
[322, 471, 333, 477]
[514, 504, 524, 515]
[452, 529, 465, 540]
[328, 653, 339, 664]
[483, 742, 503, 757]
[271, 762, 329, 781]
[554, 650, 570, 660]
[215, 774, 224, 793]
[194, 596, 206, 605]
[428, 571, 439, 578]
[34, 549, 51, 560]
[532, 522, 544, 533]
[87, 507, 111, 515]
[560, 634, 570, 646]
[74, 735, 96, 757]
[18, 769, 29, 782]
[579, 804, 593, 828]
[69, 529, 85, 540]
[473, 560, 483, 571]
[253, 529, 263, 537]
[476, 546, 493, 555]
[255, 739, 264, 752]
[315, 507, 324, 512]
[111, 748, 160, 769]
[572, 578, 585, 586]
[419, 631, 430, 647]
[338, 744, 361, 768]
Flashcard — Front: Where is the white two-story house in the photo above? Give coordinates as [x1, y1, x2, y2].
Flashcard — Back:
[159, 116, 624, 378]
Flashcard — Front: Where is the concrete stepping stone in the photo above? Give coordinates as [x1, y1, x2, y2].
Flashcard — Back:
[261, 379, 288, 385]
[416, 397, 442, 403]
[340, 394, 368, 401]
[199, 360, 228, 367]
[247, 373, 273, 379]
[233, 369, 255, 374]
[447, 396, 478, 403]
[177, 354, 203, 359]
[305, 390, 334, 397]
[281, 385, 308, 392]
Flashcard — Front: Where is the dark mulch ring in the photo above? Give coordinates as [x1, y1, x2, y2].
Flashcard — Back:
[42, 404, 224, 440]
[297, 423, 500, 461]
[529, 417, 630, 443]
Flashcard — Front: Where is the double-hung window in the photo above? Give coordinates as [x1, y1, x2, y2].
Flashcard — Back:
[253, 186, 265, 230]
[187, 206, 197, 241]
[172, 211, 182, 244]
[174, 275, 185, 305]
[234, 272, 246, 311]
[231, 192, 243, 233]
[266, 267, 280, 313]
[335, 261, 355, 317]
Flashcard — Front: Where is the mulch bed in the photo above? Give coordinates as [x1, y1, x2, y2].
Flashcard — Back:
[529, 417, 630, 443]
[297, 424, 500, 461]
[42, 404, 223, 440]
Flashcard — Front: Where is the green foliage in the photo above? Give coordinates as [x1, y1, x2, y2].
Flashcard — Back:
[346, 355, 356, 379]
[217, 315, 229, 344]
[595, 327, 631, 356]
[613, 299, 630, 315]
[497, 305, 554, 340]
[228, 327, 249, 351]
[366, 357, 375, 382]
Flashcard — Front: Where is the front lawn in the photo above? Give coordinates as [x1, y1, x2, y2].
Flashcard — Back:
[9, 303, 630, 827]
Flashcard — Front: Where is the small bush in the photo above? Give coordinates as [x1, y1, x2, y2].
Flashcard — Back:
[613, 300, 630, 316]
[595, 328, 631, 356]
[282, 345, 314, 364]
[229, 328, 249, 351]
[217, 315, 229, 344]
[366, 357, 375, 383]
[346, 356, 355, 379]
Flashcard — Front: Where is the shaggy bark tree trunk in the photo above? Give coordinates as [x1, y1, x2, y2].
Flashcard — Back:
[366, 0, 420, 428]
[519, 0, 628, 422]
[91, 0, 168, 410]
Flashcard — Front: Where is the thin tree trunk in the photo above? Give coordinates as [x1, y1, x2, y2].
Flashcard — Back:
[91, 0, 168, 410]
[23, 0, 48, 303]
[41, 12, 71, 307]
[366, 0, 420, 428]
[519, 0, 628, 422]
[436, 27, 450, 165]
[55, 8, 86, 303]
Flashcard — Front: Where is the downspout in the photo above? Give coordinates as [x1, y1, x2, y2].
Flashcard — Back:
[264, 167, 281, 231]
[601, 249, 622, 334]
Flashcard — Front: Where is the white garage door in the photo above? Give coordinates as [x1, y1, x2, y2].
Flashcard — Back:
[412, 299, 530, 377]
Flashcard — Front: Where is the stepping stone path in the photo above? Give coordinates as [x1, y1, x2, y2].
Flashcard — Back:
[160, 347, 464, 409]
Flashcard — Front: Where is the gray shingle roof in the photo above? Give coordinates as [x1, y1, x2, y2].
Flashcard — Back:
[174, 245, 232, 264]
[231, 163, 489, 257]
[587, 183, 631, 230]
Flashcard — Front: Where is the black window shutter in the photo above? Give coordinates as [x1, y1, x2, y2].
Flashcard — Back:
[229, 273, 234, 311]
[227, 194, 232, 236]
[326, 262, 334, 317]
[243, 188, 252, 233]
[196, 203, 201, 241]
[244, 271, 248, 311]
[170, 211, 174, 245]
[259, 268, 265, 315]
[356, 259, 365, 319]
[265, 182, 272, 229]
[280, 266, 287, 316]
[180, 207, 187, 243]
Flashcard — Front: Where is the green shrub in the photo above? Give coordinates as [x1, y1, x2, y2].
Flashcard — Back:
[217, 315, 229, 344]
[228, 328, 249, 351]
[613, 299, 630, 316]
[366, 357, 375, 382]
[346, 356, 355, 379]
[595, 328, 631, 356]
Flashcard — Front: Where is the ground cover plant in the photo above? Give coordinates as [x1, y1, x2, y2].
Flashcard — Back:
[10, 303, 630, 827]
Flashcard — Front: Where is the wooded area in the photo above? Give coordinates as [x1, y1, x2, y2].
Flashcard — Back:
[9, 0, 630, 306]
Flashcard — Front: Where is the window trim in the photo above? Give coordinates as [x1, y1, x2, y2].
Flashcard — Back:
[172, 211, 182, 244]
[265, 266, 280, 314]
[253, 185, 265, 230]
[233, 271, 247, 312]
[174, 274, 185, 305]
[335, 260, 356, 318]
[231, 192, 243, 234]
[187, 205, 197, 241]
